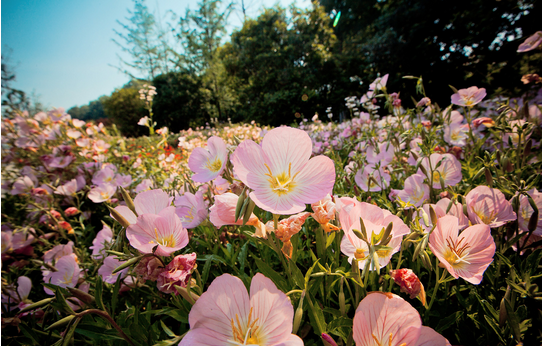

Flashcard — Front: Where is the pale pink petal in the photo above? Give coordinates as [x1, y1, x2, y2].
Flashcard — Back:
[261, 127, 312, 175]
[250, 273, 295, 345]
[416, 326, 450, 346]
[187, 274, 250, 340]
[353, 292, 421, 346]
[134, 189, 171, 215]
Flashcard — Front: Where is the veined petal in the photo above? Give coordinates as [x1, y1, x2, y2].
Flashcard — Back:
[261, 127, 312, 175]
[250, 273, 295, 345]
[134, 189, 171, 215]
[353, 292, 421, 346]
[231, 140, 268, 185]
[188, 274, 250, 340]
[294, 156, 336, 204]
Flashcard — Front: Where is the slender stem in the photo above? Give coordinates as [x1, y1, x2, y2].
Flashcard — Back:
[75, 309, 136, 346]
[427, 266, 448, 312]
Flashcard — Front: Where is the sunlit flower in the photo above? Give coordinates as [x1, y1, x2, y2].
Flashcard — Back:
[517, 31, 542, 52]
[391, 174, 429, 207]
[353, 292, 448, 346]
[88, 183, 117, 203]
[209, 193, 265, 234]
[429, 215, 495, 284]
[465, 186, 516, 228]
[126, 207, 189, 257]
[419, 153, 462, 189]
[174, 191, 209, 229]
[354, 165, 390, 192]
[180, 273, 303, 346]
[115, 189, 172, 226]
[451, 86, 486, 107]
[232, 126, 335, 215]
[188, 136, 228, 183]
[369, 74, 389, 91]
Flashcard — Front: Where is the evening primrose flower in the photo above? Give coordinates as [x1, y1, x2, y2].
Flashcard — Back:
[451, 86, 486, 107]
[231, 126, 335, 215]
[353, 292, 449, 346]
[174, 191, 209, 229]
[465, 186, 516, 228]
[43, 253, 81, 295]
[179, 273, 303, 346]
[391, 174, 429, 207]
[419, 153, 462, 189]
[188, 136, 228, 183]
[429, 215, 495, 284]
[126, 207, 189, 257]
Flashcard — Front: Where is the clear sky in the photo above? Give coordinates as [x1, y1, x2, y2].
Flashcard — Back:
[1, 0, 311, 111]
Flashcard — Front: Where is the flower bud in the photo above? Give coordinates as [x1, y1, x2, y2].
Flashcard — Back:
[390, 268, 426, 306]
[321, 333, 338, 346]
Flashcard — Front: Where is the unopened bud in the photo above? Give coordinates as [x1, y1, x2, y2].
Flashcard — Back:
[119, 187, 137, 216]
[322, 333, 338, 346]
[107, 205, 131, 229]
[292, 290, 305, 334]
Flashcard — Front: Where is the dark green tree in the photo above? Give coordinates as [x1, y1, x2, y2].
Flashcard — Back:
[173, 0, 236, 120]
[152, 70, 207, 131]
[318, 0, 541, 106]
[102, 85, 147, 136]
[220, 3, 341, 125]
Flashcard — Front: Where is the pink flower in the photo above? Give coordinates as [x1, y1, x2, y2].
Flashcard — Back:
[429, 215, 496, 284]
[369, 74, 389, 91]
[157, 253, 197, 294]
[419, 153, 462, 189]
[355, 165, 390, 192]
[188, 136, 228, 183]
[88, 183, 117, 203]
[114, 189, 173, 225]
[55, 179, 78, 196]
[98, 256, 129, 284]
[465, 186, 516, 228]
[209, 192, 263, 228]
[1, 276, 33, 312]
[180, 273, 303, 346]
[174, 191, 209, 229]
[517, 31, 542, 52]
[89, 225, 113, 259]
[126, 207, 189, 256]
[451, 86, 486, 107]
[391, 174, 429, 207]
[353, 292, 448, 346]
[435, 198, 469, 230]
[64, 207, 80, 216]
[232, 126, 335, 215]
[337, 198, 409, 270]
[43, 254, 81, 295]
[389, 269, 426, 305]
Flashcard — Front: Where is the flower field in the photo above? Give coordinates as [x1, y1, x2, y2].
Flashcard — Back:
[2, 70, 542, 345]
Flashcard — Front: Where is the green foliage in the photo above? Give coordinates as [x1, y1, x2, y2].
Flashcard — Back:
[151, 71, 207, 131]
[221, 3, 342, 125]
[102, 87, 147, 137]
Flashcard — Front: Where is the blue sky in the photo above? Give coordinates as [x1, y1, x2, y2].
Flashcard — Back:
[2, 0, 311, 111]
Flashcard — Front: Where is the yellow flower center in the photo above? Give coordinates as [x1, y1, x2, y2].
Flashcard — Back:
[265, 163, 299, 197]
[473, 208, 496, 225]
[371, 332, 405, 346]
[432, 170, 447, 185]
[444, 236, 471, 268]
[148, 228, 176, 247]
[229, 307, 261, 345]
[354, 248, 366, 260]
[205, 158, 223, 172]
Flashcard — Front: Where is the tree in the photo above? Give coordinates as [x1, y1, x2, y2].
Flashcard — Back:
[113, 0, 172, 81]
[173, 0, 235, 120]
[102, 85, 147, 137]
[152, 71, 207, 131]
[220, 3, 341, 125]
[318, 0, 542, 106]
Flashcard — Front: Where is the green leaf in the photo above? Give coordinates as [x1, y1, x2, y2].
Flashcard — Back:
[483, 315, 506, 345]
[95, 276, 106, 311]
[238, 242, 248, 272]
[504, 299, 522, 343]
[160, 320, 177, 338]
[111, 273, 123, 314]
[305, 259, 320, 288]
[305, 290, 327, 335]
[288, 257, 305, 289]
[435, 311, 463, 333]
[253, 257, 288, 292]
[62, 317, 81, 346]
